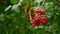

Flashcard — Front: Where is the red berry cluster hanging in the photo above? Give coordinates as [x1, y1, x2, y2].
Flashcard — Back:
[25, 9, 48, 28]
[30, 9, 48, 27]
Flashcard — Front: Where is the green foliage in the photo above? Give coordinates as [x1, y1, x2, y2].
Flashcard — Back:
[0, 0, 60, 34]
[10, 0, 19, 4]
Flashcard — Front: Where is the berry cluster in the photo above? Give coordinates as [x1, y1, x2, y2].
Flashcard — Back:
[31, 17, 48, 27]
[25, 9, 48, 27]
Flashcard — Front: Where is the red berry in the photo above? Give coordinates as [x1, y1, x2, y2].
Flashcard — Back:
[34, 10, 46, 15]
[41, 17, 48, 21]
[36, 23, 43, 26]
[40, 10, 46, 15]
[34, 10, 41, 14]
[25, 14, 30, 19]
[41, 17, 48, 24]
[41, 20, 48, 24]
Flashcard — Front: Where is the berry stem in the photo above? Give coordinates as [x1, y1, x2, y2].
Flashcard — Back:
[18, 0, 23, 6]
[42, 0, 45, 6]
[35, 14, 38, 17]
[29, 8, 32, 21]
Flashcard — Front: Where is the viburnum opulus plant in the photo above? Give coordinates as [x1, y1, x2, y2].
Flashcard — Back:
[24, 0, 48, 28]
[1, 0, 60, 34]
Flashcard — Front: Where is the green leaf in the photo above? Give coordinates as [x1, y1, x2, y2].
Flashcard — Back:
[10, 0, 19, 4]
